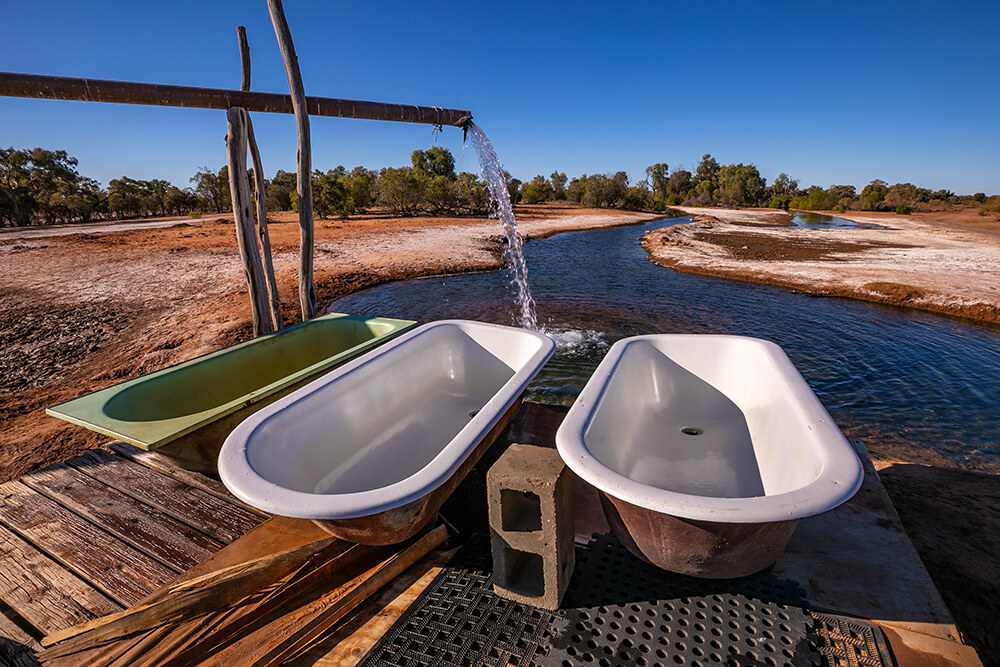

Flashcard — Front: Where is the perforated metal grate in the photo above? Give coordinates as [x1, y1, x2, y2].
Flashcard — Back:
[359, 533, 895, 667]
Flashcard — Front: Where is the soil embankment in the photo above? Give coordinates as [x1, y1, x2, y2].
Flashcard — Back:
[642, 206, 1000, 325]
[0, 202, 657, 482]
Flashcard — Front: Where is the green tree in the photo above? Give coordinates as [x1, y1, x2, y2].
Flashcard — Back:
[411, 147, 455, 179]
[503, 171, 522, 205]
[190, 166, 230, 213]
[266, 170, 297, 211]
[520, 175, 554, 204]
[665, 168, 692, 204]
[860, 179, 889, 211]
[769, 173, 799, 198]
[645, 163, 669, 201]
[717, 163, 765, 207]
[310, 170, 350, 218]
[550, 171, 567, 200]
[377, 167, 425, 216]
[0, 147, 96, 226]
[693, 154, 720, 189]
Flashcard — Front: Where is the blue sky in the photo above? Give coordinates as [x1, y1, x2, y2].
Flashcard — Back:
[2, 1, 997, 194]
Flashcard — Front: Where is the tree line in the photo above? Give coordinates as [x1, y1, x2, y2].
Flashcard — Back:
[514, 155, 994, 216]
[2, 145, 995, 228]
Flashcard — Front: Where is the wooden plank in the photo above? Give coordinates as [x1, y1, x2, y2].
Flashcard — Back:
[108, 442, 268, 518]
[0, 608, 42, 653]
[0, 482, 174, 607]
[250, 526, 448, 666]
[150, 542, 381, 665]
[0, 71, 473, 127]
[0, 524, 120, 636]
[21, 464, 222, 573]
[37, 538, 346, 658]
[307, 548, 456, 666]
[66, 450, 261, 543]
[40, 517, 329, 666]
[0, 615, 42, 667]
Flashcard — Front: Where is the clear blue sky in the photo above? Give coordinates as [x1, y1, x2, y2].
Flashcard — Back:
[2, 1, 997, 194]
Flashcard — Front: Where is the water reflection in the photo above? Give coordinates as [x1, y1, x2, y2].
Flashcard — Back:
[789, 211, 884, 229]
[331, 216, 1000, 472]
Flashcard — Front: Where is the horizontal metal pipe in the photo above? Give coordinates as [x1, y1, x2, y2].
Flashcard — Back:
[0, 71, 472, 127]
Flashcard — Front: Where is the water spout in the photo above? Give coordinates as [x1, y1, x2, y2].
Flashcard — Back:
[467, 121, 538, 330]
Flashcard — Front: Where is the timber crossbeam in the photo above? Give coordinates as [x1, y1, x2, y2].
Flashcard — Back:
[0, 71, 472, 127]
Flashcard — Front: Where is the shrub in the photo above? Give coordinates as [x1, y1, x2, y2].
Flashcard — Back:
[895, 204, 913, 215]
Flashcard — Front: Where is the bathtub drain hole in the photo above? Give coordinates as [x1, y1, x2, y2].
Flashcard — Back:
[681, 427, 703, 436]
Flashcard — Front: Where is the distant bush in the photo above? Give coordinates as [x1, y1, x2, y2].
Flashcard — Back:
[188, 211, 202, 219]
[895, 204, 913, 215]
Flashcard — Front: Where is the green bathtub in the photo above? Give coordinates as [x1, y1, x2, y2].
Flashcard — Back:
[47, 312, 416, 473]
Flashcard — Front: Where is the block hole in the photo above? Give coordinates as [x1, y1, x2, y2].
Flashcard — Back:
[502, 548, 544, 598]
[501, 489, 542, 532]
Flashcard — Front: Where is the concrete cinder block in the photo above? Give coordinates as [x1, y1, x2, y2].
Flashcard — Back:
[487, 443, 574, 610]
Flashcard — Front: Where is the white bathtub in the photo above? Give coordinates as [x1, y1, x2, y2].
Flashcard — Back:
[219, 320, 554, 544]
[556, 334, 863, 577]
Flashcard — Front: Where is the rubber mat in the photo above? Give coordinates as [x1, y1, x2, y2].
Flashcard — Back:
[358, 534, 553, 667]
[359, 533, 896, 667]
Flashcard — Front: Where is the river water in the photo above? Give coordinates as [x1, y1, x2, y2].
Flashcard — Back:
[331, 216, 1000, 471]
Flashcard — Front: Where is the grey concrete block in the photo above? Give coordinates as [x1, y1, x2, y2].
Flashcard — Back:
[487, 443, 574, 610]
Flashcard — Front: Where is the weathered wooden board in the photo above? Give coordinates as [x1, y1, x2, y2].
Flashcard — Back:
[306, 548, 456, 666]
[21, 463, 222, 573]
[108, 441, 268, 518]
[0, 481, 174, 607]
[40, 517, 328, 666]
[66, 449, 260, 543]
[0, 625, 42, 667]
[0, 523, 120, 636]
[0, 608, 42, 655]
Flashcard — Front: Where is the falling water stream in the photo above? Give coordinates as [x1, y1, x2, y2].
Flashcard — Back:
[466, 122, 538, 329]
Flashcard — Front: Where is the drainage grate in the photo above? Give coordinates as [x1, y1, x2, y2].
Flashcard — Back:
[358, 534, 553, 667]
[812, 612, 896, 667]
[360, 533, 895, 667]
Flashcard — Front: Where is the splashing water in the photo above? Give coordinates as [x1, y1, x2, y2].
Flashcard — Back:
[467, 122, 538, 329]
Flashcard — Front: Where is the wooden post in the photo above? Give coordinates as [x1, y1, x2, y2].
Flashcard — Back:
[267, 0, 317, 321]
[226, 107, 273, 336]
[239, 26, 283, 330]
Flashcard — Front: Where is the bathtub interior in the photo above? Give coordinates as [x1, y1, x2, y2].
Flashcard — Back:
[584, 337, 825, 499]
[246, 323, 545, 495]
[102, 315, 403, 422]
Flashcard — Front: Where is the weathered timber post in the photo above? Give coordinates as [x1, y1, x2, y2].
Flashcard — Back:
[267, 0, 317, 321]
[226, 107, 273, 335]
[238, 26, 283, 330]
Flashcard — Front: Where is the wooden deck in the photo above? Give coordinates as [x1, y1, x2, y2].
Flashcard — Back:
[0, 442, 268, 666]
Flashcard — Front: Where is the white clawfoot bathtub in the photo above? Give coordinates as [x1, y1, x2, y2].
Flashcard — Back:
[219, 320, 554, 545]
[556, 334, 863, 578]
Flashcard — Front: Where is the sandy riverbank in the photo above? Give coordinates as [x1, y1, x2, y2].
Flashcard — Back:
[642, 206, 1000, 325]
[0, 202, 658, 482]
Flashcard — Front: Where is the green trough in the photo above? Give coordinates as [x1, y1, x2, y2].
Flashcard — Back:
[47, 312, 416, 472]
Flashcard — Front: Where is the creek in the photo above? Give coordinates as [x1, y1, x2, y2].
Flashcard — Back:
[331, 215, 1000, 472]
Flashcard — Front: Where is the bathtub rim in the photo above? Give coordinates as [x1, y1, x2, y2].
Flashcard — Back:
[555, 334, 864, 524]
[44, 312, 416, 451]
[218, 319, 555, 520]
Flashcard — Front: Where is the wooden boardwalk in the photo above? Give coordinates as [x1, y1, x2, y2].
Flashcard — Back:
[0, 442, 268, 666]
